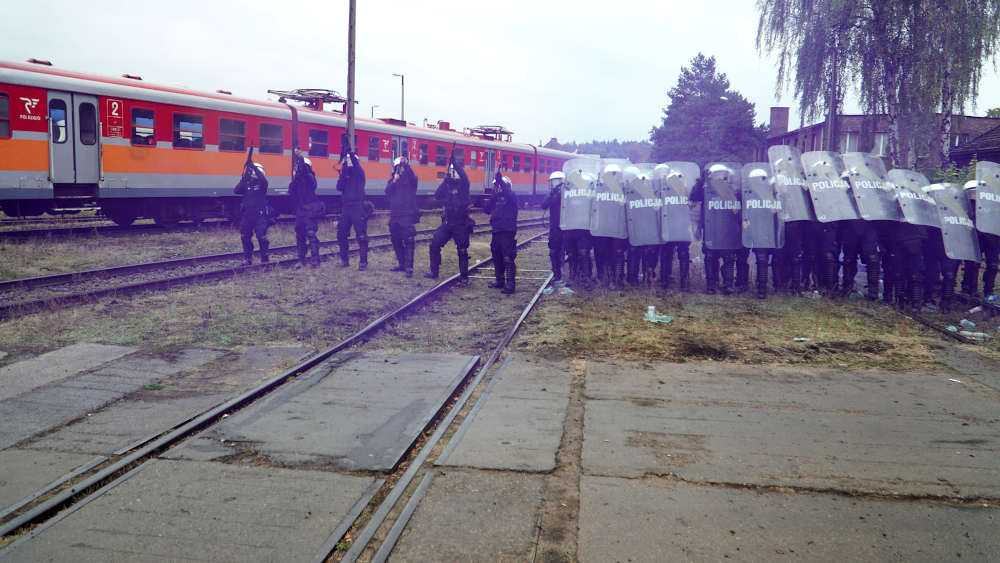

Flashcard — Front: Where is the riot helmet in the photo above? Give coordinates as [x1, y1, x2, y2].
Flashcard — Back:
[965, 180, 979, 199]
[549, 171, 565, 191]
[253, 163, 265, 176]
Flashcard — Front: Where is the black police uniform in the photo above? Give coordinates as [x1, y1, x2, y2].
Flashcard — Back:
[484, 171, 519, 293]
[234, 166, 269, 265]
[336, 152, 368, 269]
[385, 160, 419, 277]
[427, 157, 472, 285]
[540, 185, 564, 282]
[289, 158, 321, 269]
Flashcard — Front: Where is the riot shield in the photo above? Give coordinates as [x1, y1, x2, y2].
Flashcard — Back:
[703, 162, 743, 250]
[927, 183, 981, 261]
[625, 174, 662, 246]
[559, 170, 596, 231]
[800, 151, 861, 222]
[563, 158, 601, 177]
[976, 161, 1000, 236]
[656, 162, 699, 243]
[590, 163, 628, 239]
[768, 145, 816, 222]
[741, 163, 784, 249]
[886, 169, 940, 228]
[841, 153, 903, 221]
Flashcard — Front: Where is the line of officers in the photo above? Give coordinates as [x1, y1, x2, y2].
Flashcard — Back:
[234, 149, 522, 293]
[541, 147, 1000, 314]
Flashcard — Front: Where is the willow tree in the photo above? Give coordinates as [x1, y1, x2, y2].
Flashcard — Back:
[757, 0, 1000, 169]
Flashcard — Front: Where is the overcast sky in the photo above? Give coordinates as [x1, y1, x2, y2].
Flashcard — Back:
[8, 0, 1000, 147]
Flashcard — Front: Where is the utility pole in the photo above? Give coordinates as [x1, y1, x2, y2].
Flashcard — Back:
[347, 0, 356, 153]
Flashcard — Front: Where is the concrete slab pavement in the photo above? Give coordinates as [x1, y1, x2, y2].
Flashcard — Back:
[0, 459, 377, 563]
[437, 354, 573, 471]
[579, 476, 1000, 563]
[165, 352, 478, 471]
[0, 343, 137, 402]
[0, 450, 101, 512]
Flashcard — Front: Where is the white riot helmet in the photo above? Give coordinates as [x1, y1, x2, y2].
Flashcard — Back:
[300, 157, 312, 168]
[603, 164, 621, 175]
[749, 168, 768, 180]
[253, 163, 265, 176]
[393, 157, 403, 167]
[500, 176, 513, 190]
[549, 171, 565, 190]
[964, 180, 980, 190]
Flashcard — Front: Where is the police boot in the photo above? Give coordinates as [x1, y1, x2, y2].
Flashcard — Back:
[489, 254, 506, 289]
[824, 259, 840, 297]
[358, 237, 369, 271]
[626, 251, 641, 287]
[705, 258, 719, 295]
[659, 251, 673, 290]
[550, 253, 563, 282]
[566, 260, 578, 288]
[962, 261, 981, 297]
[790, 258, 802, 294]
[984, 260, 998, 300]
[390, 238, 405, 272]
[735, 256, 750, 294]
[865, 257, 880, 301]
[841, 260, 858, 296]
[258, 240, 269, 263]
[309, 238, 321, 269]
[756, 253, 769, 299]
[941, 272, 957, 313]
[424, 251, 440, 279]
[338, 239, 350, 268]
[457, 250, 470, 287]
[721, 256, 736, 295]
[893, 271, 907, 309]
[242, 252, 253, 266]
[501, 259, 516, 294]
[678, 247, 691, 292]
[404, 237, 415, 278]
[908, 274, 924, 314]
[580, 252, 594, 291]
[295, 248, 308, 270]
[614, 255, 626, 290]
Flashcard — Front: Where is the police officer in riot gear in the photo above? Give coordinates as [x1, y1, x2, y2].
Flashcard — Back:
[385, 155, 418, 277]
[541, 171, 565, 284]
[234, 162, 270, 265]
[289, 148, 322, 269]
[427, 154, 472, 286]
[484, 171, 519, 294]
[336, 150, 369, 270]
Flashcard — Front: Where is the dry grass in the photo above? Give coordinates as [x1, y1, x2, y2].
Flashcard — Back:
[515, 286, 947, 371]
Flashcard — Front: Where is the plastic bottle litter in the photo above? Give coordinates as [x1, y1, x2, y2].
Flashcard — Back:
[559, 287, 575, 295]
[968, 306, 983, 314]
[642, 306, 673, 323]
[921, 304, 941, 313]
[959, 331, 990, 340]
[553, 279, 566, 288]
[986, 295, 998, 302]
[947, 326, 959, 332]
[960, 319, 976, 329]
[692, 256, 703, 263]
[542, 287, 555, 295]
[802, 291, 822, 300]
[543, 285, 575, 296]
[792, 337, 811, 342]
[849, 291, 864, 299]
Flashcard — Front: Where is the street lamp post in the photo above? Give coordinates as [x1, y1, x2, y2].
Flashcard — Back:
[371, 104, 379, 118]
[392, 73, 404, 121]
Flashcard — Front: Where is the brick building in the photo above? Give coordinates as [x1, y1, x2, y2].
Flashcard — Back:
[754, 107, 1000, 169]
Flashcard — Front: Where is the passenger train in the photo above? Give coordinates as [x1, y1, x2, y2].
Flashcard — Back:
[0, 58, 582, 226]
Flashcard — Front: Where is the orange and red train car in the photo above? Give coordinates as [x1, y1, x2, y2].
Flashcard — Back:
[0, 59, 582, 226]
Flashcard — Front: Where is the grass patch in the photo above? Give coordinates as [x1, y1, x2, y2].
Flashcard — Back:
[516, 285, 947, 370]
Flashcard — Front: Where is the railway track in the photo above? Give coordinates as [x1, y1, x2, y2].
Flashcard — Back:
[0, 232, 554, 562]
[0, 218, 546, 320]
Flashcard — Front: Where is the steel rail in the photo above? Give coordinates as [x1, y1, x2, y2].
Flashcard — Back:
[336, 267, 555, 563]
[0, 218, 544, 293]
[0, 220, 546, 320]
[0, 233, 549, 541]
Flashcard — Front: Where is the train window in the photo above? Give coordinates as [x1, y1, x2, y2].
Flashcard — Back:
[546, 159, 553, 174]
[79, 103, 97, 145]
[512, 155, 521, 172]
[368, 136, 380, 161]
[419, 143, 428, 165]
[0, 94, 9, 138]
[260, 123, 283, 154]
[470, 149, 478, 170]
[454, 148, 465, 167]
[172, 114, 204, 149]
[501, 153, 508, 172]
[50, 100, 68, 144]
[309, 129, 329, 158]
[131, 108, 155, 146]
[435, 145, 447, 166]
[219, 118, 246, 152]
[339, 133, 359, 156]
[524, 157, 531, 174]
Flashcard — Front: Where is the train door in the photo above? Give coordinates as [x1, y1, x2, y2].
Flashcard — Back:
[391, 135, 409, 162]
[47, 91, 100, 184]
[485, 148, 496, 191]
